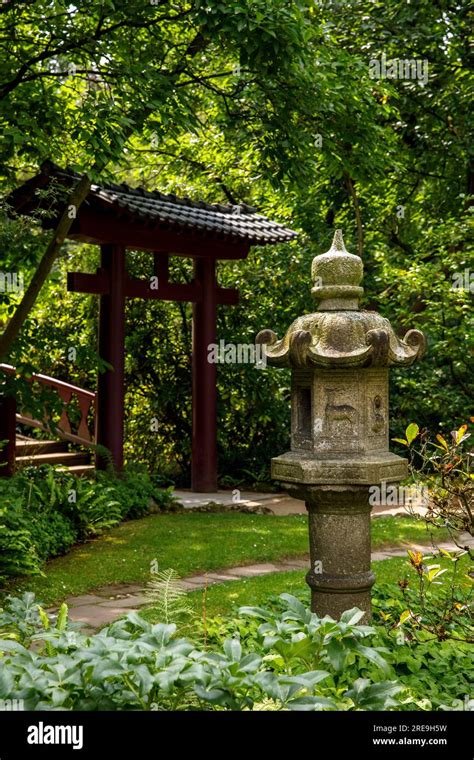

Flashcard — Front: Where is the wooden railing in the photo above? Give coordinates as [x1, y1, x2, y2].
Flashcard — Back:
[0, 364, 96, 475]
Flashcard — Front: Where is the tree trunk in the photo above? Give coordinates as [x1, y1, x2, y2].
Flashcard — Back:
[0, 172, 92, 360]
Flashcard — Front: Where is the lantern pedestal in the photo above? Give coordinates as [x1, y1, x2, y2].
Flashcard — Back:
[285, 484, 375, 617]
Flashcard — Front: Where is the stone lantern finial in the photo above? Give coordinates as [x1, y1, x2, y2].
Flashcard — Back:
[311, 229, 363, 311]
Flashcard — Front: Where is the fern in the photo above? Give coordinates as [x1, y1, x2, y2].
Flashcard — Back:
[146, 568, 193, 625]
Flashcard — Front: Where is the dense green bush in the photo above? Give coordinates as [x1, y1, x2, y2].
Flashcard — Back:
[96, 466, 161, 520]
[389, 639, 473, 712]
[1, 591, 471, 711]
[202, 592, 473, 712]
[0, 464, 179, 583]
[26, 511, 78, 562]
[0, 592, 406, 711]
[0, 521, 38, 581]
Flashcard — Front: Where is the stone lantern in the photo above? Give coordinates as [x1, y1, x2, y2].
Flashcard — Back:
[256, 230, 425, 619]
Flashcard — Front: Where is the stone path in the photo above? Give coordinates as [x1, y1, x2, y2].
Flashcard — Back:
[61, 534, 473, 632]
[173, 489, 306, 515]
[172, 489, 429, 517]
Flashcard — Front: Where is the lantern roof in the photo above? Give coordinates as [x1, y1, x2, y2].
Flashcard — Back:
[257, 230, 426, 369]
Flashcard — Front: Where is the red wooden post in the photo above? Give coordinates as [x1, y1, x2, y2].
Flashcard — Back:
[192, 257, 218, 492]
[0, 395, 16, 477]
[95, 245, 126, 471]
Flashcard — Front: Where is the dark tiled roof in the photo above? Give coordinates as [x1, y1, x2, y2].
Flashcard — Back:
[12, 161, 297, 246]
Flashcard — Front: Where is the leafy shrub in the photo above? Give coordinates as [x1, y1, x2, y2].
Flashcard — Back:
[60, 480, 122, 539]
[0, 522, 39, 581]
[15, 465, 122, 542]
[0, 464, 180, 583]
[149, 484, 181, 513]
[96, 465, 179, 519]
[26, 511, 78, 560]
[203, 591, 473, 712]
[388, 637, 474, 711]
[0, 593, 404, 712]
[371, 571, 474, 709]
[395, 420, 474, 542]
[0, 591, 64, 646]
[96, 465, 154, 520]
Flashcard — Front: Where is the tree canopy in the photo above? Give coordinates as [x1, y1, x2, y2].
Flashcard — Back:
[0, 0, 472, 484]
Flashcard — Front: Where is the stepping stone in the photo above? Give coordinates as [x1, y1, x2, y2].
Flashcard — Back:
[68, 604, 138, 629]
[229, 563, 281, 577]
[206, 572, 242, 582]
[278, 562, 309, 573]
[278, 559, 308, 568]
[174, 490, 281, 509]
[181, 575, 221, 587]
[93, 583, 144, 598]
[265, 497, 306, 515]
[391, 548, 412, 556]
[64, 594, 104, 608]
[179, 580, 207, 590]
[98, 595, 149, 608]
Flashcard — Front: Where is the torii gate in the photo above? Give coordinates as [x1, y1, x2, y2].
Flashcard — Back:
[9, 161, 296, 491]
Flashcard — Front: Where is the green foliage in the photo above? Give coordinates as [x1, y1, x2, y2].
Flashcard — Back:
[0, 592, 49, 645]
[1, 1, 471, 484]
[387, 636, 474, 712]
[16, 464, 122, 541]
[202, 589, 473, 711]
[375, 549, 473, 645]
[372, 575, 473, 709]
[26, 511, 78, 562]
[96, 465, 177, 519]
[0, 593, 405, 711]
[402, 419, 474, 541]
[145, 568, 193, 626]
[0, 592, 77, 649]
[1, 590, 470, 712]
[387, 419, 474, 642]
[0, 521, 39, 582]
[0, 464, 179, 583]
[63, 483, 123, 539]
[239, 595, 393, 681]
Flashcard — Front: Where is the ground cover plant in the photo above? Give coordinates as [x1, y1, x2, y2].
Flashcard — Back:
[0, 587, 471, 712]
[0, 464, 176, 583]
[0, 592, 425, 711]
[143, 554, 473, 711]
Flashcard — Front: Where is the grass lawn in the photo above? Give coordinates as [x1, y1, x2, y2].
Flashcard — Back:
[3, 512, 449, 606]
[142, 554, 473, 621]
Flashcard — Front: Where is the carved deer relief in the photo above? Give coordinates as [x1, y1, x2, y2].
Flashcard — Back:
[324, 387, 357, 436]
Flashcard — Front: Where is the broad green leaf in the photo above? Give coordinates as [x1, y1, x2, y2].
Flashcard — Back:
[405, 423, 419, 445]
[399, 610, 411, 625]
